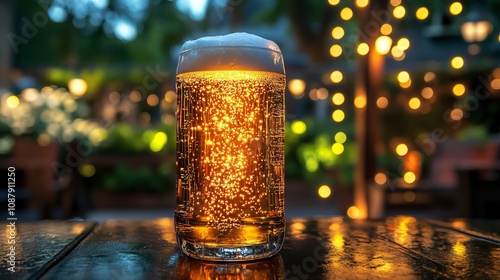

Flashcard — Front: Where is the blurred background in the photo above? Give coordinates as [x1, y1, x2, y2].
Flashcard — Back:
[1, 0, 499, 221]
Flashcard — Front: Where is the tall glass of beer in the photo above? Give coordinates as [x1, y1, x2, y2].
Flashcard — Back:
[175, 33, 285, 261]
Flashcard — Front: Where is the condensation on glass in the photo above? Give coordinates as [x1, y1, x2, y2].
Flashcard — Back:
[175, 33, 285, 261]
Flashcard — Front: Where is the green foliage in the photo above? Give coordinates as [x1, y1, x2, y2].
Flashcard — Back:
[94, 122, 175, 155]
[285, 118, 356, 186]
[99, 164, 175, 193]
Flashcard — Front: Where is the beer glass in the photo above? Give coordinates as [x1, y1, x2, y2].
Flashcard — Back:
[175, 33, 285, 261]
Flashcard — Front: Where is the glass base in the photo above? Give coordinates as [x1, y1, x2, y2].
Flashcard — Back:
[177, 232, 285, 261]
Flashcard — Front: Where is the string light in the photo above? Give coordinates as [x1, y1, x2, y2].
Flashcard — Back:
[331, 26, 345, 40]
[376, 97, 388, 109]
[331, 143, 344, 155]
[451, 56, 464, 69]
[450, 108, 464, 121]
[356, 0, 369, 8]
[332, 110, 345, 122]
[453, 83, 466, 96]
[449, 2, 463, 15]
[397, 38, 410, 51]
[375, 36, 393, 55]
[396, 143, 408, 156]
[380, 24, 392, 35]
[328, 0, 340, 5]
[390, 0, 401, 7]
[318, 185, 332, 198]
[374, 173, 387, 185]
[397, 71, 410, 83]
[354, 96, 367, 108]
[347, 206, 360, 219]
[334, 132, 347, 143]
[330, 44, 343, 57]
[332, 93, 345, 105]
[291, 120, 307, 135]
[424, 72, 436, 83]
[416, 7, 429, 20]
[357, 43, 370, 56]
[393, 6, 406, 19]
[330, 71, 343, 83]
[408, 97, 421, 110]
[341, 8, 353, 21]
[403, 171, 416, 184]
[421, 87, 434, 99]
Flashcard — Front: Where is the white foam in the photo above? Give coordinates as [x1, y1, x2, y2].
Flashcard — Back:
[177, 32, 284, 74]
[180, 32, 280, 52]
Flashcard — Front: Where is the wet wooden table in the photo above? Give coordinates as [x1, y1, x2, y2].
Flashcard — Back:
[1, 217, 499, 279]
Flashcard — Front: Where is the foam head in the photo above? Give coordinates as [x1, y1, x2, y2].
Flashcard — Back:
[177, 33, 285, 74]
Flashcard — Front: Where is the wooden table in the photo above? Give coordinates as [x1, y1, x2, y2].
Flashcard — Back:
[1, 217, 499, 279]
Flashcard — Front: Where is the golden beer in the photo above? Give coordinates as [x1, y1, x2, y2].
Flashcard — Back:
[175, 33, 285, 261]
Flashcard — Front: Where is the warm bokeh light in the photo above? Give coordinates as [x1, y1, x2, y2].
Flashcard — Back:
[403, 171, 417, 184]
[403, 191, 416, 202]
[396, 143, 409, 156]
[449, 2, 463, 15]
[309, 89, 318, 101]
[490, 79, 500, 90]
[375, 36, 393, 55]
[21, 88, 38, 102]
[318, 185, 332, 198]
[416, 7, 429, 20]
[316, 88, 329, 100]
[335, 132, 347, 143]
[450, 108, 464, 121]
[341, 7, 353, 20]
[374, 172, 387, 185]
[328, 0, 340, 5]
[453, 83, 466, 96]
[397, 71, 410, 83]
[357, 43, 370, 56]
[451, 56, 464, 69]
[330, 71, 343, 83]
[330, 44, 343, 57]
[421, 87, 434, 99]
[390, 0, 401, 6]
[408, 97, 421, 110]
[291, 120, 307, 135]
[288, 79, 306, 95]
[79, 164, 96, 177]
[397, 38, 410, 51]
[5, 95, 20, 109]
[400, 79, 412, 89]
[331, 26, 345, 40]
[147, 94, 159, 106]
[380, 23, 392, 35]
[68, 78, 88, 96]
[393, 6, 406, 19]
[356, 0, 369, 8]
[424, 72, 436, 83]
[332, 92, 345, 105]
[376, 96, 388, 109]
[150, 131, 167, 152]
[36, 133, 51, 147]
[354, 96, 367, 108]
[331, 143, 344, 155]
[332, 109, 345, 122]
[391, 46, 404, 58]
[347, 206, 360, 219]
[129, 90, 142, 103]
